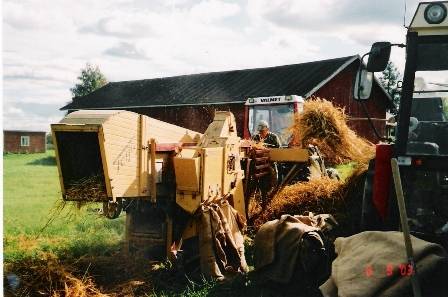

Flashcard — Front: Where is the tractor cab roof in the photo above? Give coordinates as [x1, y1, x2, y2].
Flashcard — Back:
[245, 95, 304, 106]
[409, 1, 448, 35]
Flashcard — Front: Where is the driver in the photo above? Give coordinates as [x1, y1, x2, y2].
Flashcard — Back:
[252, 120, 281, 208]
[252, 120, 281, 148]
[408, 117, 419, 140]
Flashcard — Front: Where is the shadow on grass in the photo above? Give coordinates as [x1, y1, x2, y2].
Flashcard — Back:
[150, 268, 324, 297]
[4, 238, 325, 297]
[3, 241, 154, 296]
[27, 156, 57, 166]
[4, 237, 225, 297]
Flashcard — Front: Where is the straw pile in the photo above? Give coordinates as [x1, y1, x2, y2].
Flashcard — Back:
[4, 253, 107, 297]
[65, 175, 107, 202]
[4, 253, 156, 296]
[251, 98, 375, 232]
[290, 98, 375, 165]
[253, 165, 366, 233]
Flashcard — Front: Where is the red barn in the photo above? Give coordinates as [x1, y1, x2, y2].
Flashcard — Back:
[3, 130, 46, 153]
[62, 56, 392, 143]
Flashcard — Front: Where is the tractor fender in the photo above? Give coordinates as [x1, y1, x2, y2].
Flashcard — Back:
[361, 143, 393, 230]
[372, 143, 393, 220]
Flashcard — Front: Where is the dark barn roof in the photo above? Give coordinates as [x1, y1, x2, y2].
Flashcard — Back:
[3, 130, 46, 134]
[62, 55, 374, 110]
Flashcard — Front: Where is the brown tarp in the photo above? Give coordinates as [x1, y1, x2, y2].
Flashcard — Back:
[254, 213, 334, 285]
[320, 231, 448, 297]
[198, 199, 248, 280]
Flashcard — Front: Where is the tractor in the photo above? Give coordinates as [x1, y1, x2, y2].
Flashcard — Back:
[356, 1, 448, 248]
[243, 94, 304, 146]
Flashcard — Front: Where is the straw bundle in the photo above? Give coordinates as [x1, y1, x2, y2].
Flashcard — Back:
[4, 252, 158, 296]
[65, 175, 107, 202]
[290, 98, 375, 165]
[253, 164, 367, 233]
[4, 253, 107, 297]
[254, 178, 343, 227]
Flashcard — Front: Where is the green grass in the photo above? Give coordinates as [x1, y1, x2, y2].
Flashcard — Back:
[3, 150, 125, 261]
[3, 152, 320, 296]
[2, 151, 228, 296]
[335, 162, 357, 181]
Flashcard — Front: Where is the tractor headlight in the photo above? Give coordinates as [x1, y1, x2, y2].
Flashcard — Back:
[424, 3, 447, 24]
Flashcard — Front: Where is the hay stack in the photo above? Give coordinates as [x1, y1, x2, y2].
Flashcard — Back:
[4, 253, 107, 297]
[4, 252, 156, 296]
[290, 98, 375, 166]
[254, 177, 343, 228]
[252, 98, 375, 231]
[65, 175, 107, 202]
[254, 165, 367, 233]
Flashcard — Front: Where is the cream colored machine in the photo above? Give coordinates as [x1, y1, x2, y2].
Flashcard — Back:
[52, 109, 323, 261]
[173, 111, 246, 241]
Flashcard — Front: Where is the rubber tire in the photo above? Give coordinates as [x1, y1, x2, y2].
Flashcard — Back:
[103, 200, 122, 219]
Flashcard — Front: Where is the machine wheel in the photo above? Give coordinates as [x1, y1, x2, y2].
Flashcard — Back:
[103, 200, 122, 219]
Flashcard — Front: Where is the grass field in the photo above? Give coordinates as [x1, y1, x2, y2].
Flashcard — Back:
[3, 150, 125, 262]
[2, 151, 239, 296]
[3, 151, 347, 296]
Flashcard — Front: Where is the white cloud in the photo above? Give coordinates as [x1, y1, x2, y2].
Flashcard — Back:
[189, 0, 241, 22]
[3, 1, 73, 32]
[5, 106, 25, 116]
[4, 0, 443, 132]
[3, 105, 65, 132]
[247, 0, 339, 30]
[104, 42, 148, 59]
[3, 63, 73, 84]
[79, 15, 156, 38]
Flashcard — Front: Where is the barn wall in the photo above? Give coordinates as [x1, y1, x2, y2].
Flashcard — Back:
[313, 61, 389, 143]
[3, 131, 46, 153]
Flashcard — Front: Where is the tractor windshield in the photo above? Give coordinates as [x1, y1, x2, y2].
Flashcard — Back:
[248, 104, 294, 146]
[406, 70, 448, 156]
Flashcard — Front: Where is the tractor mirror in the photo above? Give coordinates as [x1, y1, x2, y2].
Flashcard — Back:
[354, 68, 373, 100]
[367, 42, 391, 72]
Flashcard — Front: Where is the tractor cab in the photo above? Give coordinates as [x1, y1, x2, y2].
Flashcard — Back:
[243, 95, 304, 146]
[393, 0, 448, 169]
[407, 96, 448, 155]
[368, 1, 448, 159]
[357, 1, 448, 245]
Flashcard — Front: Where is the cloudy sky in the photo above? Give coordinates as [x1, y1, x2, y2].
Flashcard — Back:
[2, 0, 434, 131]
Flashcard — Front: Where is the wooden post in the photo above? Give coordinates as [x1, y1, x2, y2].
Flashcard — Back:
[137, 115, 142, 196]
[150, 138, 157, 203]
[391, 158, 422, 297]
[165, 215, 173, 258]
[51, 130, 65, 197]
[98, 127, 113, 200]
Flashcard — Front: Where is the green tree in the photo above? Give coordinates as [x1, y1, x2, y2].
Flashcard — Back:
[379, 61, 402, 113]
[46, 133, 53, 145]
[442, 97, 448, 119]
[70, 63, 107, 98]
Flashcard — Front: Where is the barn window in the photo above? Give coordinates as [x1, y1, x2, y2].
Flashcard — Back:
[20, 136, 30, 147]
